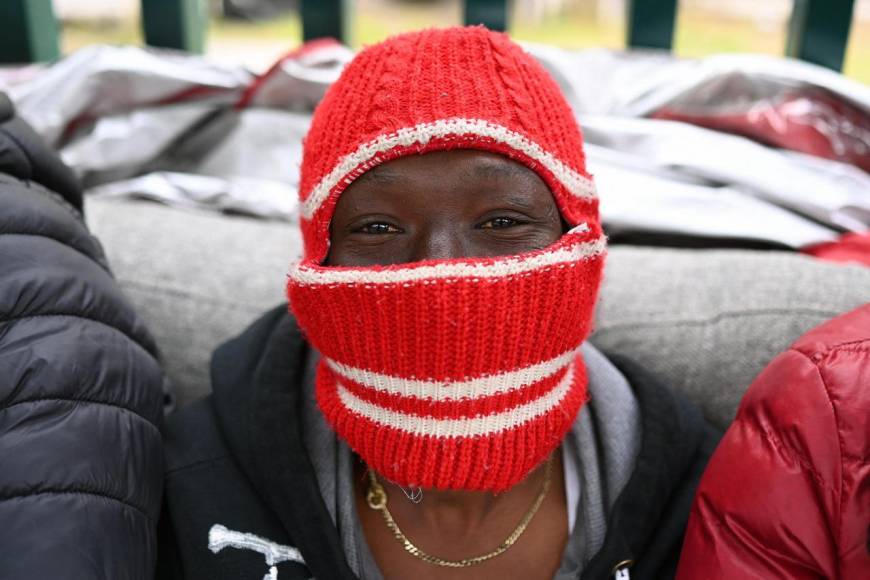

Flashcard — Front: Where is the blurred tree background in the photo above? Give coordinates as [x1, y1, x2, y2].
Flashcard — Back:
[54, 0, 870, 83]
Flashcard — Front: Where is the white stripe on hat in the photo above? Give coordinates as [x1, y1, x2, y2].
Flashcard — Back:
[300, 117, 598, 221]
[335, 359, 576, 438]
[326, 346, 580, 402]
[289, 233, 605, 286]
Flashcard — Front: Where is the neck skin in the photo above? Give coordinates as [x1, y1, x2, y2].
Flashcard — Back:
[356, 450, 562, 542]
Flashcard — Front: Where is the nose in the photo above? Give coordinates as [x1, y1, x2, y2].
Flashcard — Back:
[410, 226, 467, 262]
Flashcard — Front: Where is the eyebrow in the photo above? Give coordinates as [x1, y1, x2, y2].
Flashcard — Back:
[356, 166, 403, 184]
[499, 194, 538, 210]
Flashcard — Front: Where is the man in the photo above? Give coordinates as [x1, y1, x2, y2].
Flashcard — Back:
[158, 27, 719, 579]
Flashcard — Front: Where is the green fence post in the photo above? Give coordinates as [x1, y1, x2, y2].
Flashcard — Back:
[0, 0, 60, 64]
[141, 0, 208, 53]
[787, 0, 855, 71]
[626, 0, 679, 50]
[301, 0, 351, 43]
[464, 0, 509, 32]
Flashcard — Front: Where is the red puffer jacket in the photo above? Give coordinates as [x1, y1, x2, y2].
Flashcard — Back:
[677, 303, 870, 579]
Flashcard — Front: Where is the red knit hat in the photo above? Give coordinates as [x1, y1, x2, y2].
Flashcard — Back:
[288, 26, 604, 492]
[298, 25, 599, 262]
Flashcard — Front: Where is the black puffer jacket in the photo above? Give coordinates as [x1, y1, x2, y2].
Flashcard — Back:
[0, 93, 167, 579]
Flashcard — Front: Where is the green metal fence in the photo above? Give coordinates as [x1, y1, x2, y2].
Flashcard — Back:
[0, 0, 858, 72]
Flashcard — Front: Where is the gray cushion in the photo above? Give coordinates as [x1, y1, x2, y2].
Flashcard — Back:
[86, 197, 300, 407]
[86, 198, 870, 426]
[593, 248, 870, 428]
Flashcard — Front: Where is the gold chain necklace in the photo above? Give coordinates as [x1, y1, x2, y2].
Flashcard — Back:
[365, 455, 553, 568]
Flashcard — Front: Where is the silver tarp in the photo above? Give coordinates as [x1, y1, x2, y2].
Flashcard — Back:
[2, 41, 868, 248]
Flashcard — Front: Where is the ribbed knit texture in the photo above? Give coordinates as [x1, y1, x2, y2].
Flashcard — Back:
[288, 26, 605, 491]
[289, 229, 605, 491]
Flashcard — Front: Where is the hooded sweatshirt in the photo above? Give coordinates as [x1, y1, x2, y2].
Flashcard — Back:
[157, 306, 719, 579]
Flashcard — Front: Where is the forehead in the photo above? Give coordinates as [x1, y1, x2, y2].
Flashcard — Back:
[356, 150, 541, 184]
[341, 149, 554, 208]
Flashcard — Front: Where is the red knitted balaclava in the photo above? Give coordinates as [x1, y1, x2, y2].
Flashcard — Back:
[287, 26, 605, 492]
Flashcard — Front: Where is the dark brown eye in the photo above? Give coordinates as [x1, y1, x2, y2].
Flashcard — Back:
[358, 222, 401, 235]
[479, 217, 520, 229]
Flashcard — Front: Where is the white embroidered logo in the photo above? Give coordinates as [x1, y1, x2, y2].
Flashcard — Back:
[208, 524, 310, 580]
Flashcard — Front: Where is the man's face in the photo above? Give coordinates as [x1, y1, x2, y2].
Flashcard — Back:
[326, 150, 564, 266]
